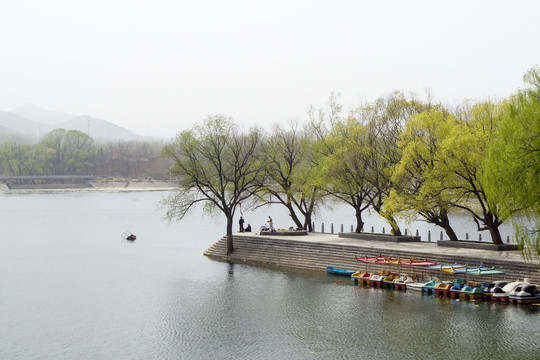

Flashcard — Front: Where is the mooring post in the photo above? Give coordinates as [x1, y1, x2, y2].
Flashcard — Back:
[340, 224, 343, 233]
[382, 227, 385, 234]
[371, 226, 374, 233]
[440, 231, 443, 241]
[506, 236, 510, 244]
[479, 234, 482, 242]
[331, 223, 334, 234]
[312, 222, 315, 233]
[322, 223, 325, 233]
[428, 230, 431, 242]
[416, 229, 419, 237]
[350, 224, 353, 232]
[405, 229, 408, 235]
[466, 233, 469, 240]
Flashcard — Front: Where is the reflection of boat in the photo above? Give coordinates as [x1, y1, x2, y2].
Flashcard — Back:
[326, 266, 355, 276]
[508, 284, 540, 304]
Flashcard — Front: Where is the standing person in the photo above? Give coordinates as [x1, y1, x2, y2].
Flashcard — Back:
[268, 216, 273, 231]
[239, 216, 245, 232]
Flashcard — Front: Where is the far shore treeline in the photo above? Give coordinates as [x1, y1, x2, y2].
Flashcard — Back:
[161, 68, 539, 258]
[1, 69, 538, 259]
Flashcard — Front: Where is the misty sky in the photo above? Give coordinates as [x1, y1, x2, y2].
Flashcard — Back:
[1, 0, 539, 138]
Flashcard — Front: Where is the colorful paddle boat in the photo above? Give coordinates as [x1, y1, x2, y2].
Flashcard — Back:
[369, 270, 389, 288]
[434, 282, 453, 297]
[382, 272, 399, 289]
[351, 271, 371, 285]
[460, 285, 484, 300]
[482, 281, 509, 300]
[422, 280, 441, 295]
[393, 275, 415, 291]
[508, 284, 540, 305]
[449, 282, 466, 299]
[492, 280, 529, 303]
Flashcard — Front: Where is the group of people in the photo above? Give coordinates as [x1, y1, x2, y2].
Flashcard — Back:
[238, 215, 274, 233]
[238, 216, 251, 232]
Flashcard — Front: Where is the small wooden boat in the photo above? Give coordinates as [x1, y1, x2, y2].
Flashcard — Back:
[355, 254, 387, 264]
[466, 267, 506, 276]
[398, 258, 437, 267]
[121, 231, 136, 241]
[326, 266, 355, 276]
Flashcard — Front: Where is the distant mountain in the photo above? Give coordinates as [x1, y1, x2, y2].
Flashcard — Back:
[13, 104, 75, 125]
[56, 115, 144, 141]
[0, 111, 52, 138]
[0, 104, 149, 142]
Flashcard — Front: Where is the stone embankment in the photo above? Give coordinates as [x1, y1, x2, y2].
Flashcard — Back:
[204, 233, 540, 284]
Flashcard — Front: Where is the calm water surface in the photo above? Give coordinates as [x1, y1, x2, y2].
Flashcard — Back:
[0, 190, 538, 360]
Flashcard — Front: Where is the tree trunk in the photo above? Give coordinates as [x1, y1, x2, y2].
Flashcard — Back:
[287, 206, 304, 229]
[442, 225, 459, 242]
[355, 207, 364, 233]
[304, 214, 313, 232]
[226, 216, 234, 255]
[488, 225, 504, 245]
[386, 215, 402, 236]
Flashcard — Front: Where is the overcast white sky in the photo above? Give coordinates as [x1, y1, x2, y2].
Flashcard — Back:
[1, 0, 539, 138]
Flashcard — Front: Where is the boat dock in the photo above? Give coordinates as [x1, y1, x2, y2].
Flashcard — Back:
[204, 232, 540, 284]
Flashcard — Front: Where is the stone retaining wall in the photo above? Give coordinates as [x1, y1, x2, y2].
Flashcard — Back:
[204, 235, 540, 285]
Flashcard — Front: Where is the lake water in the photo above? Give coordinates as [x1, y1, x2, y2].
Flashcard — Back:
[1, 190, 538, 360]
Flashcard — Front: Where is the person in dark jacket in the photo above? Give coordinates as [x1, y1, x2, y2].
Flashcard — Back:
[239, 216, 245, 232]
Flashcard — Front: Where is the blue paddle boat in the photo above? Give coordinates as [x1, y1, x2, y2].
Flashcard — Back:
[326, 266, 355, 276]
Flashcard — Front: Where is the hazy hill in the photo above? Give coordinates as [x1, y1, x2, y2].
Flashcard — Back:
[0, 111, 52, 138]
[56, 115, 144, 141]
[13, 104, 75, 125]
[0, 104, 150, 142]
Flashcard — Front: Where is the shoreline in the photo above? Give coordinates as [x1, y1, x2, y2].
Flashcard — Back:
[204, 232, 540, 285]
[0, 179, 177, 191]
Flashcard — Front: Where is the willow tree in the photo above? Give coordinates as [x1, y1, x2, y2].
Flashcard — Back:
[261, 121, 322, 232]
[385, 109, 460, 241]
[484, 67, 540, 258]
[359, 92, 429, 235]
[322, 117, 373, 233]
[162, 115, 265, 255]
[444, 102, 510, 245]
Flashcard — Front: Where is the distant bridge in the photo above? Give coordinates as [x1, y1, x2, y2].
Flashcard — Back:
[0, 175, 96, 189]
